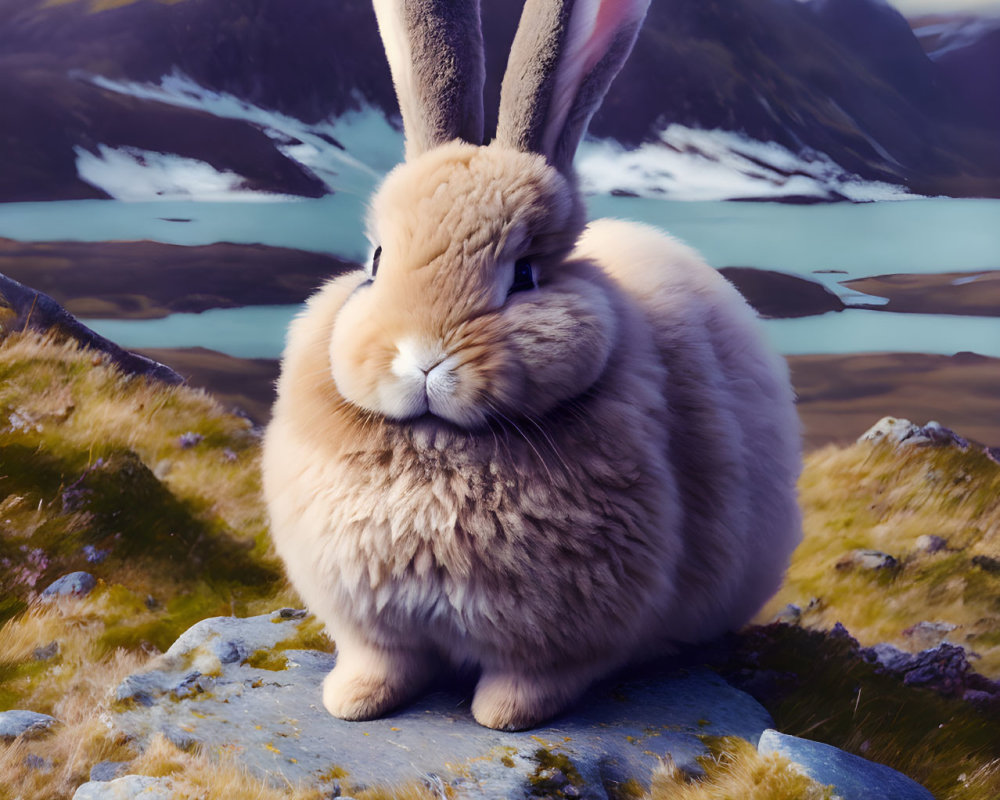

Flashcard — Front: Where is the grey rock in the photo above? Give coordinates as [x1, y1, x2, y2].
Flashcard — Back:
[758, 729, 934, 800]
[34, 641, 59, 661]
[858, 417, 968, 449]
[24, 753, 52, 770]
[112, 612, 775, 799]
[72, 775, 175, 800]
[914, 535, 947, 554]
[903, 620, 958, 650]
[90, 761, 130, 782]
[772, 603, 801, 623]
[836, 549, 898, 571]
[40, 571, 97, 600]
[862, 641, 1000, 703]
[865, 643, 913, 672]
[0, 709, 59, 740]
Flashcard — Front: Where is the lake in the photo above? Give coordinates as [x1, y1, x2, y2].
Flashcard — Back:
[0, 195, 998, 359]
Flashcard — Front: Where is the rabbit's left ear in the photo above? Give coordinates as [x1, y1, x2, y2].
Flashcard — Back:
[373, 0, 486, 159]
[496, 0, 649, 176]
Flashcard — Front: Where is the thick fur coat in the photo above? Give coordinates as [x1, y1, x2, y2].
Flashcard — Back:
[262, 0, 802, 731]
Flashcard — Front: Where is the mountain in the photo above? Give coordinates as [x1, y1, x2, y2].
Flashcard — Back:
[1, 0, 999, 202]
[912, 13, 1000, 130]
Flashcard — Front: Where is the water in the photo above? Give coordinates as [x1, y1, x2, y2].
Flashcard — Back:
[80, 305, 1000, 361]
[1, 195, 998, 359]
[1, 196, 998, 280]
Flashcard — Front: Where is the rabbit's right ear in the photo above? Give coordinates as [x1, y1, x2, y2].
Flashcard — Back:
[373, 0, 486, 160]
[496, 0, 649, 176]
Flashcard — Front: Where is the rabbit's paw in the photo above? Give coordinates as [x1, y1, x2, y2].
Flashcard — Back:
[322, 645, 430, 721]
[472, 666, 593, 731]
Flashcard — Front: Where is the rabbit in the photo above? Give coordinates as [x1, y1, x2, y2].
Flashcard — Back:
[261, 0, 802, 732]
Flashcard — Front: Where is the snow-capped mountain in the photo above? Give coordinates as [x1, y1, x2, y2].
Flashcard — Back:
[1, 0, 998, 203]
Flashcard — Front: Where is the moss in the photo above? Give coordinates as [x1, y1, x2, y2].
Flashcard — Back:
[528, 747, 585, 798]
[272, 616, 335, 654]
[245, 650, 289, 671]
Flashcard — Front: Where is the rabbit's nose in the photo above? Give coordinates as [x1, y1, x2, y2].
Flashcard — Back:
[391, 338, 448, 380]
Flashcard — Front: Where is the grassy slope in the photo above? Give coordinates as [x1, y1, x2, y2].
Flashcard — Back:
[1, 330, 997, 799]
[0, 329, 300, 796]
[766, 437, 1000, 677]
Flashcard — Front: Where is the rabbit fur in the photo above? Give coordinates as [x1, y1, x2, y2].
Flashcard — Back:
[262, 0, 802, 732]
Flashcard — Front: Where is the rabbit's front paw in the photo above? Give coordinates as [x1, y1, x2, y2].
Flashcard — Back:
[471, 665, 598, 731]
[322, 643, 432, 721]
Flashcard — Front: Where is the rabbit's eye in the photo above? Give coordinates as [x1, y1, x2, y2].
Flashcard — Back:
[370, 246, 382, 278]
[508, 258, 535, 296]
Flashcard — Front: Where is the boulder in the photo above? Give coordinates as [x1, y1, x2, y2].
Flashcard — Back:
[859, 417, 969, 448]
[89, 761, 131, 782]
[0, 710, 59, 741]
[112, 611, 776, 798]
[72, 775, 175, 800]
[758, 729, 934, 800]
[40, 571, 97, 600]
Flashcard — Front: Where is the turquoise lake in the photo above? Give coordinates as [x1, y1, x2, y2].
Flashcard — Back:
[0, 196, 997, 359]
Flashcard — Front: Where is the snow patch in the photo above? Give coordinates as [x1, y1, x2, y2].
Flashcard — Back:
[576, 125, 914, 203]
[74, 145, 293, 202]
[83, 71, 403, 197]
[82, 71, 913, 204]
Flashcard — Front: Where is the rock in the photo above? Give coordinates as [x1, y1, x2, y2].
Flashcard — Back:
[858, 417, 969, 449]
[90, 761, 130, 782]
[0, 710, 59, 740]
[864, 643, 914, 673]
[836, 549, 898, 571]
[972, 555, 1000, 574]
[0, 272, 184, 386]
[112, 612, 776, 799]
[34, 641, 59, 661]
[902, 621, 958, 650]
[914, 535, 947, 554]
[72, 775, 175, 800]
[40, 571, 97, 600]
[758, 729, 934, 800]
[772, 603, 801, 623]
[861, 642, 1000, 703]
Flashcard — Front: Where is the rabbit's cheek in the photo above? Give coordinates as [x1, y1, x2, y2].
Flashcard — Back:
[505, 293, 616, 415]
[328, 300, 398, 415]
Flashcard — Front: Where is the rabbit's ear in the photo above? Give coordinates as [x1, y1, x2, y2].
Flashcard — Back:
[373, 0, 486, 159]
[496, 0, 648, 175]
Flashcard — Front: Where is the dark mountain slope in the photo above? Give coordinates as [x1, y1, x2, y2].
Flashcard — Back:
[1, 0, 998, 201]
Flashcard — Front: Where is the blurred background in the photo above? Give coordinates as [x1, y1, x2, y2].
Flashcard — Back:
[1, 0, 998, 449]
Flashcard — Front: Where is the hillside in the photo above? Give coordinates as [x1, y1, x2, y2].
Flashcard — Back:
[0, 321, 998, 798]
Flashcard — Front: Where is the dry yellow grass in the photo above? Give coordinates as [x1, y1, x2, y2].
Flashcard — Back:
[0, 332, 267, 539]
[126, 735, 326, 800]
[645, 737, 833, 800]
[0, 602, 146, 799]
[764, 437, 1000, 676]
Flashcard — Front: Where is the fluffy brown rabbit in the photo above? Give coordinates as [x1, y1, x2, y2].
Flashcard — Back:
[262, 0, 802, 731]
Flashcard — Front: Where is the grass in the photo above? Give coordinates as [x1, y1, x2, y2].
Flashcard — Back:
[0, 330, 298, 797]
[2, 330, 998, 798]
[714, 624, 1000, 800]
[641, 737, 834, 800]
[765, 437, 1000, 677]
